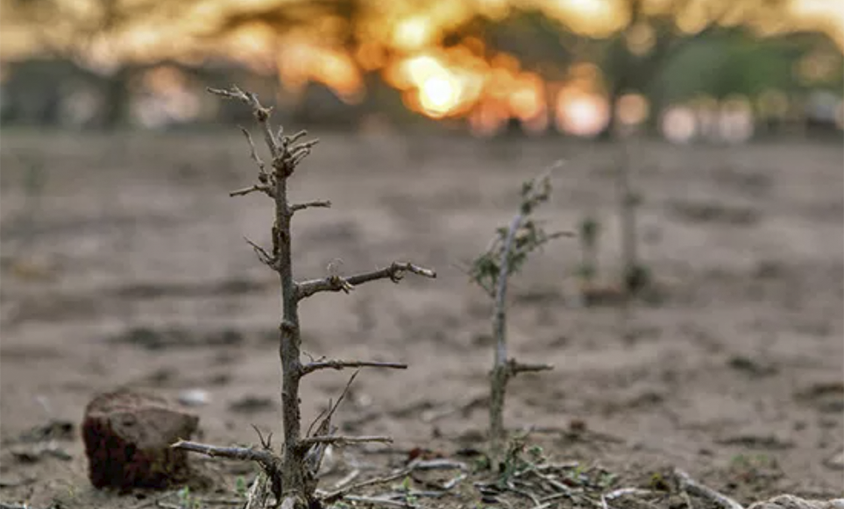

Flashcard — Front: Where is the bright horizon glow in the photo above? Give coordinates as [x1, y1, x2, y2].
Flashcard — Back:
[0, 0, 841, 127]
[419, 75, 460, 117]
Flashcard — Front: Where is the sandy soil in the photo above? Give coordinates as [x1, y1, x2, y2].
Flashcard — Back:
[0, 131, 842, 508]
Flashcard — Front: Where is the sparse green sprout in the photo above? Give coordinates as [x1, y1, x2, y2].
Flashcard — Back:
[235, 475, 248, 498]
[650, 472, 670, 491]
[598, 470, 618, 488]
[528, 444, 544, 462]
[177, 486, 198, 509]
[468, 170, 568, 469]
[470, 174, 567, 297]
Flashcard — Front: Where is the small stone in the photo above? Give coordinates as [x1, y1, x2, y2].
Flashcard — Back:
[82, 389, 199, 490]
[178, 389, 210, 408]
[825, 449, 844, 470]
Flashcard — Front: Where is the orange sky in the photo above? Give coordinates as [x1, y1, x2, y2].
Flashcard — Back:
[0, 0, 840, 132]
[1, 0, 842, 62]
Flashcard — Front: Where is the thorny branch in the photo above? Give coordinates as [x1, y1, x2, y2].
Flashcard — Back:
[194, 86, 434, 509]
[296, 262, 436, 300]
[238, 126, 269, 179]
[290, 200, 332, 213]
[301, 360, 407, 376]
[243, 237, 278, 270]
[230, 184, 272, 197]
[507, 359, 554, 375]
[208, 87, 280, 160]
[297, 435, 393, 450]
[170, 440, 277, 471]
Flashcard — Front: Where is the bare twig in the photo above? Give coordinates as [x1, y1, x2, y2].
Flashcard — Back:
[170, 440, 277, 470]
[332, 469, 361, 490]
[320, 468, 413, 504]
[290, 200, 332, 213]
[208, 86, 279, 159]
[197, 498, 249, 506]
[285, 130, 308, 146]
[243, 237, 277, 269]
[675, 469, 744, 509]
[296, 262, 436, 300]
[509, 360, 554, 375]
[238, 126, 268, 176]
[442, 472, 467, 490]
[301, 360, 407, 376]
[230, 184, 272, 197]
[506, 482, 542, 506]
[604, 487, 655, 500]
[298, 435, 393, 449]
[409, 458, 468, 471]
[344, 495, 418, 508]
[307, 370, 359, 438]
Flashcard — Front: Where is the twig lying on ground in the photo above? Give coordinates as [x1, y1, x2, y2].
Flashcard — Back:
[675, 468, 744, 509]
[344, 495, 418, 508]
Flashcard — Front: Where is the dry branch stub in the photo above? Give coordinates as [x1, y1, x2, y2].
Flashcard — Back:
[172, 86, 436, 509]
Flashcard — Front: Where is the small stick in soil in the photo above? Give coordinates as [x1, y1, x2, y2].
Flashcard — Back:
[320, 468, 414, 504]
[604, 487, 656, 500]
[332, 469, 361, 490]
[675, 469, 743, 509]
[344, 495, 418, 508]
[170, 440, 276, 471]
[297, 435, 393, 449]
[244, 472, 272, 509]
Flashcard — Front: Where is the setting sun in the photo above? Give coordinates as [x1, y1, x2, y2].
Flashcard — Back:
[419, 75, 460, 117]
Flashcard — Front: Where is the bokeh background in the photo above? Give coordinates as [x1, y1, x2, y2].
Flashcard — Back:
[1, 0, 842, 140]
[1, 2, 843, 507]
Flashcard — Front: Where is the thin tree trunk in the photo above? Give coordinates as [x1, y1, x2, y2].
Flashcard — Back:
[275, 173, 307, 501]
[489, 214, 521, 467]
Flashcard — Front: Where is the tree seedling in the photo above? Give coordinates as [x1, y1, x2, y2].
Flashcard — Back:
[469, 169, 570, 469]
[172, 86, 436, 509]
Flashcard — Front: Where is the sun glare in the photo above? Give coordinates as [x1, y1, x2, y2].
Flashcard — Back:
[556, 91, 609, 136]
[393, 17, 434, 51]
[419, 75, 459, 117]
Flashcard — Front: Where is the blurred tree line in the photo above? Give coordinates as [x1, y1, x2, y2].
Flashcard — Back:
[1, 0, 841, 138]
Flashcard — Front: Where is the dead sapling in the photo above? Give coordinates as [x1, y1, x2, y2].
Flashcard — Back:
[615, 147, 651, 298]
[171, 86, 436, 509]
[577, 214, 600, 304]
[468, 170, 570, 470]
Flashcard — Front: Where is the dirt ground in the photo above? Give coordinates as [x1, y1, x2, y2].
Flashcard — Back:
[0, 130, 842, 508]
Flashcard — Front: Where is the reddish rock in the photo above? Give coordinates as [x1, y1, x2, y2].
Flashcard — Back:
[82, 389, 199, 490]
